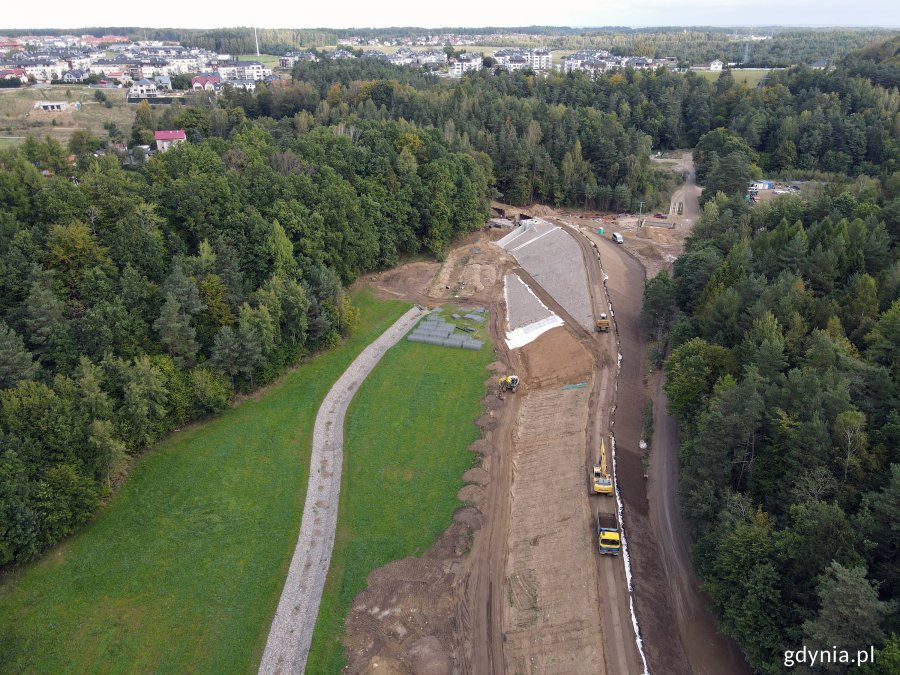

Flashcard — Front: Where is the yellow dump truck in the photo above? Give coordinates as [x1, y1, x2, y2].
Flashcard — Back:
[597, 512, 621, 556]
[591, 439, 613, 495]
[596, 312, 610, 332]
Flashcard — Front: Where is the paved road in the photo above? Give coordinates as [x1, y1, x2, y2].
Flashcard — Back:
[259, 306, 426, 675]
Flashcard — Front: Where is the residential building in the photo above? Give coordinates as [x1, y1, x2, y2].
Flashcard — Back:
[129, 78, 158, 98]
[279, 51, 318, 68]
[192, 73, 222, 91]
[225, 79, 257, 92]
[154, 129, 186, 152]
[213, 60, 272, 81]
[451, 53, 482, 77]
[710, 59, 724, 71]
[529, 49, 552, 71]
[0, 67, 26, 80]
[62, 68, 90, 82]
[323, 49, 357, 60]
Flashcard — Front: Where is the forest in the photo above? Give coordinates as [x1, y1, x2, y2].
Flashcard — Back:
[0, 114, 488, 565]
[637, 38, 900, 674]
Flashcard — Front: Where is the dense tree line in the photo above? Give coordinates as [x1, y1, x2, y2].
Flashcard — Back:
[655, 180, 899, 673]
[842, 35, 900, 90]
[641, 40, 900, 673]
[275, 60, 687, 210]
[0, 110, 488, 564]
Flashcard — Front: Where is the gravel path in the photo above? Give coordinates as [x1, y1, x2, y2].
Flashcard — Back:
[259, 306, 426, 675]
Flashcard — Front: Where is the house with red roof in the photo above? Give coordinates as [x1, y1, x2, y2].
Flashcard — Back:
[191, 73, 221, 92]
[0, 68, 26, 81]
[154, 129, 186, 152]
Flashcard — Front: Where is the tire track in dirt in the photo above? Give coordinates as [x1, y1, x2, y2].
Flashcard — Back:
[459, 302, 518, 675]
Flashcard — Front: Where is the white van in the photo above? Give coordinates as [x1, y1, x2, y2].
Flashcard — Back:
[612, 232, 624, 244]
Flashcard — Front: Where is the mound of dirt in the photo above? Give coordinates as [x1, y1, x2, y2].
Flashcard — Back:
[343, 521, 469, 675]
[516, 327, 593, 388]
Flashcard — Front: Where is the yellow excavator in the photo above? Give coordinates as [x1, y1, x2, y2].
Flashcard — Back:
[498, 374, 520, 394]
[591, 439, 613, 495]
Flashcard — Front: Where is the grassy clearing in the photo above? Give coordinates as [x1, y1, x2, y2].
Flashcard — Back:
[0, 85, 135, 145]
[694, 69, 773, 87]
[237, 54, 281, 68]
[306, 307, 492, 673]
[0, 289, 409, 674]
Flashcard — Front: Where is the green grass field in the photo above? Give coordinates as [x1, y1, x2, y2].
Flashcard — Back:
[0, 289, 409, 674]
[306, 308, 492, 673]
[237, 54, 281, 68]
[695, 69, 773, 87]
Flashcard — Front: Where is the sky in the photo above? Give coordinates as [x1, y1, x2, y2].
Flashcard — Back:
[1, 0, 898, 30]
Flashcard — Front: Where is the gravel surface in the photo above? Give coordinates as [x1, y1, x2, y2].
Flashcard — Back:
[258, 306, 426, 675]
[508, 228, 594, 331]
[504, 273, 554, 330]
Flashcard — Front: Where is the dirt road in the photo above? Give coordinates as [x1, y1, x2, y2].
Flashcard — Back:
[576, 154, 749, 675]
[650, 376, 751, 675]
[665, 152, 702, 226]
[504, 268, 639, 675]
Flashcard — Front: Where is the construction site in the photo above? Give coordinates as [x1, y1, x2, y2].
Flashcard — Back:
[317, 154, 750, 674]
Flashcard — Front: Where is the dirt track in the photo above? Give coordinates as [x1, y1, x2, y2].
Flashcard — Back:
[650, 374, 751, 675]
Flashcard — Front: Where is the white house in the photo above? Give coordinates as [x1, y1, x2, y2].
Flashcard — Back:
[154, 129, 186, 152]
[710, 60, 724, 72]
[451, 53, 482, 77]
[128, 78, 158, 98]
[280, 52, 317, 68]
[192, 74, 221, 91]
[529, 49, 552, 71]
[226, 79, 257, 92]
[23, 61, 66, 82]
[62, 68, 90, 82]
[506, 55, 528, 71]
[215, 61, 272, 81]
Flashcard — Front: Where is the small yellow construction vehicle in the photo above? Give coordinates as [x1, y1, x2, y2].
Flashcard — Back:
[596, 312, 610, 332]
[591, 439, 613, 495]
[498, 375, 520, 394]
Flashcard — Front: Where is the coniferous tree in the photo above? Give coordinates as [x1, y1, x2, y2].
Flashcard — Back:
[0, 321, 38, 388]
